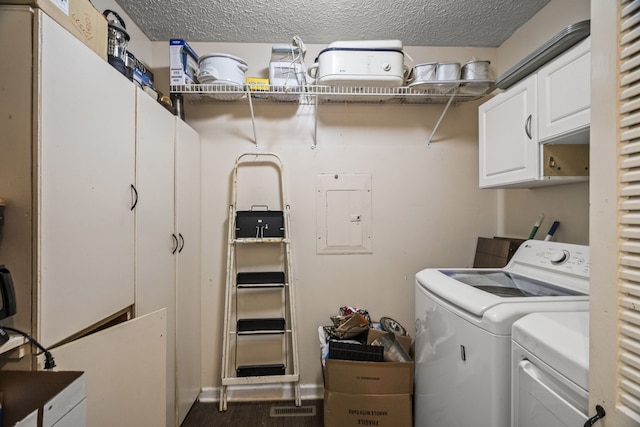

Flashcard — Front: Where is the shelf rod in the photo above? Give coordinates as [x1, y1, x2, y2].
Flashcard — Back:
[313, 94, 318, 149]
[246, 88, 258, 145]
[426, 93, 456, 147]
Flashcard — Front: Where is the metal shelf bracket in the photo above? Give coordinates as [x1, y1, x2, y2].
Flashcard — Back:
[426, 93, 456, 147]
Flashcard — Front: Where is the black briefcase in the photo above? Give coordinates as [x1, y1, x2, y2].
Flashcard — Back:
[235, 206, 284, 238]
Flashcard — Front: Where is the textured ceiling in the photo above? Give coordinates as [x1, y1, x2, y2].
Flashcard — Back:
[114, 0, 550, 47]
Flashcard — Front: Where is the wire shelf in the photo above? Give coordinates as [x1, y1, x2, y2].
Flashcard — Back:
[170, 81, 495, 105]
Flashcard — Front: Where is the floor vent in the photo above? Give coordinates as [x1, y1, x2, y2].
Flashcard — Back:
[269, 405, 316, 417]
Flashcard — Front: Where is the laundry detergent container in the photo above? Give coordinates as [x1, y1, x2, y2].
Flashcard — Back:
[308, 40, 407, 87]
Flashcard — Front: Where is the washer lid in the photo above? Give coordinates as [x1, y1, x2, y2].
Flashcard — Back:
[416, 268, 586, 317]
[513, 311, 589, 390]
[442, 270, 586, 298]
[416, 268, 504, 317]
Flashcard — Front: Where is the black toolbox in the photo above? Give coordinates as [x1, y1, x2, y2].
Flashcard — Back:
[235, 207, 284, 238]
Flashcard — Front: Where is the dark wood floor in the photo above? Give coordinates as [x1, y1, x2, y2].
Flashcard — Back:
[181, 400, 323, 427]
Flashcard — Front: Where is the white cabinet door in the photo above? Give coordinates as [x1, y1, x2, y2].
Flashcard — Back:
[37, 11, 135, 348]
[479, 75, 538, 188]
[174, 120, 202, 424]
[537, 37, 591, 143]
[48, 309, 167, 427]
[134, 88, 177, 427]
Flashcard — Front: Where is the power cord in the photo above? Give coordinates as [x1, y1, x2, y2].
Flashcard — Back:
[292, 36, 309, 88]
[1, 326, 56, 369]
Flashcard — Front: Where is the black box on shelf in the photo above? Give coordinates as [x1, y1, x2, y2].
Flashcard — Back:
[235, 209, 284, 238]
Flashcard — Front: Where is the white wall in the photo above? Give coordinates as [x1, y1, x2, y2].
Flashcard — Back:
[148, 42, 499, 396]
[96, 0, 592, 400]
[495, 0, 591, 245]
[497, 0, 591, 75]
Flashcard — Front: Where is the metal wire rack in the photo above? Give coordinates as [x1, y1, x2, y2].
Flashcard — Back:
[170, 81, 495, 104]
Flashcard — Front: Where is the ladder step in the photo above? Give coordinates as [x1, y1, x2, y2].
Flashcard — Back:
[236, 364, 286, 377]
[222, 373, 299, 386]
[237, 318, 285, 333]
[233, 237, 285, 244]
[237, 271, 285, 288]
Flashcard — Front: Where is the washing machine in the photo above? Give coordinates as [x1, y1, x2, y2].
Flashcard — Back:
[511, 311, 589, 426]
[414, 240, 590, 427]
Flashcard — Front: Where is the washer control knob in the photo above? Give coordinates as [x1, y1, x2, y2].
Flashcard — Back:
[382, 62, 391, 71]
[550, 250, 570, 264]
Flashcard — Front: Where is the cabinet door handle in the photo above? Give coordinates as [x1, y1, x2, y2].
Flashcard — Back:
[178, 233, 185, 253]
[525, 115, 532, 139]
[172, 233, 179, 254]
[130, 184, 138, 211]
[583, 405, 606, 427]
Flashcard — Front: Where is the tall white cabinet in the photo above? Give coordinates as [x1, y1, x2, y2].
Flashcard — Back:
[0, 6, 163, 426]
[134, 90, 179, 426]
[37, 9, 137, 348]
[174, 120, 202, 425]
[135, 89, 202, 426]
[0, 6, 201, 426]
[0, 6, 135, 348]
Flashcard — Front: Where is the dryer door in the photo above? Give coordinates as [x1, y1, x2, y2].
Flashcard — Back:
[514, 359, 588, 426]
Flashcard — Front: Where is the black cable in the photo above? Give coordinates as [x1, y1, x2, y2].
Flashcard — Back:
[2, 326, 56, 369]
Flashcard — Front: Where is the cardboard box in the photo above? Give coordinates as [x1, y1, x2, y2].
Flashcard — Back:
[473, 236, 525, 268]
[324, 329, 414, 395]
[324, 358, 413, 395]
[126, 51, 154, 89]
[324, 391, 412, 427]
[1, 0, 107, 60]
[322, 329, 414, 427]
[170, 39, 199, 87]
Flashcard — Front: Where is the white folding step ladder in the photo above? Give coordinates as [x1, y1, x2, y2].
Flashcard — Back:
[219, 152, 301, 411]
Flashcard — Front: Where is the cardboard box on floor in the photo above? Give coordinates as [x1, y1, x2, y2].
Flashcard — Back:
[323, 328, 414, 427]
[324, 391, 412, 427]
[1, 0, 107, 60]
[324, 328, 414, 394]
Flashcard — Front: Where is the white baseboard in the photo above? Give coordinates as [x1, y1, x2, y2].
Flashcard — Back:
[198, 383, 324, 403]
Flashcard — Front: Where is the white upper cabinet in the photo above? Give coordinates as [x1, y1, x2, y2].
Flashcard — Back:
[479, 75, 538, 188]
[478, 37, 591, 189]
[537, 37, 591, 143]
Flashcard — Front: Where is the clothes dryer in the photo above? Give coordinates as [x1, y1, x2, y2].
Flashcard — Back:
[511, 311, 589, 426]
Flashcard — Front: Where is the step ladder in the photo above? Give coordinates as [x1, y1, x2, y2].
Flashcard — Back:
[219, 152, 301, 411]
